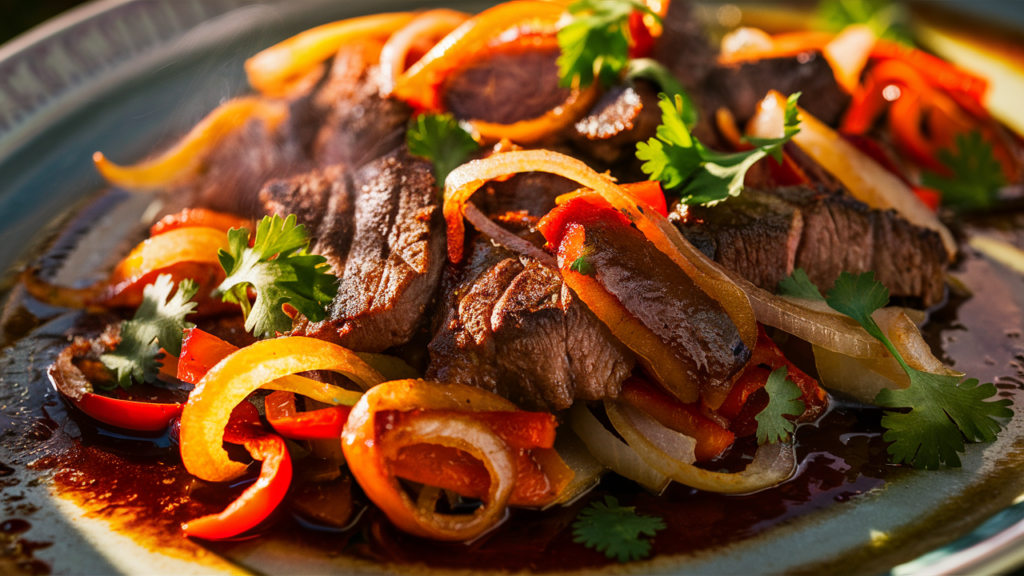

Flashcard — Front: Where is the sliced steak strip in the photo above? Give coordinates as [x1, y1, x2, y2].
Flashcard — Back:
[428, 235, 634, 411]
[470, 171, 579, 218]
[703, 52, 849, 126]
[652, 0, 717, 92]
[443, 43, 570, 125]
[289, 146, 445, 352]
[312, 41, 412, 167]
[671, 186, 948, 306]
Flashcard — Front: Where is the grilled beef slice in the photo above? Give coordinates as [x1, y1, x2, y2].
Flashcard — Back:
[312, 41, 412, 167]
[671, 186, 948, 306]
[442, 43, 570, 125]
[703, 52, 850, 126]
[652, 0, 717, 93]
[470, 171, 579, 218]
[427, 237, 634, 411]
[570, 81, 662, 164]
[264, 147, 444, 352]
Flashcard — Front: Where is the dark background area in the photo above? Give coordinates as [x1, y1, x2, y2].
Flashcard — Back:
[1, 0, 91, 45]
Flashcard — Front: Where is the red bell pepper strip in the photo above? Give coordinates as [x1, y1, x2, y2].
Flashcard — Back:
[176, 327, 242, 384]
[182, 402, 293, 540]
[75, 394, 183, 432]
[870, 39, 989, 118]
[264, 390, 352, 441]
[554, 181, 668, 219]
[627, 11, 654, 59]
[619, 377, 735, 462]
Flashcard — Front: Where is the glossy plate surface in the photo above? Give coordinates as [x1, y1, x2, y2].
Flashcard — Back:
[1, 1, 1024, 574]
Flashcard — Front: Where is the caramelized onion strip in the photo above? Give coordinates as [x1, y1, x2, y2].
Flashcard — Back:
[443, 149, 758, 350]
[605, 400, 796, 493]
[245, 12, 415, 95]
[380, 9, 471, 96]
[93, 97, 288, 192]
[569, 403, 670, 493]
[463, 203, 557, 268]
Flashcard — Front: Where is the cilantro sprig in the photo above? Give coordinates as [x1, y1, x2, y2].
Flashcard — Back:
[406, 113, 480, 188]
[921, 131, 1006, 212]
[216, 214, 337, 339]
[557, 0, 660, 89]
[572, 496, 665, 562]
[755, 366, 806, 445]
[817, 0, 913, 46]
[636, 92, 801, 206]
[99, 275, 197, 389]
[779, 269, 1013, 469]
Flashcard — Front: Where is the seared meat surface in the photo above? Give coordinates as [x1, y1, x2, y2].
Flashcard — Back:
[470, 172, 579, 218]
[427, 236, 635, 411]
[672, 186, 949, 306]
[703, 52, 850, 126]
[443, 44, 570, 124]
[571, 81, 662, 164]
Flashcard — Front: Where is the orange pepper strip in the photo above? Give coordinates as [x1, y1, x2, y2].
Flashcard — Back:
[554, 181, 669, 218]
[244, 13, 415, 95]
[264, 390, 352, 441]
[182, 402, 293, 540]
[393, 1, 566, 111]
[180, 337, 381, 482]
[379, 9, 471, 96]
[342, 379, 572, 541]
[93, 97, 288, 192]
[444, 149, 758, 352]
[150, 208, 251, 237]
[871, 39, 989, 115]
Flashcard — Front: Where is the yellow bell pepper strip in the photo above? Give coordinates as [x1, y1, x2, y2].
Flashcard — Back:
[180, 336, 382, 482]
[93, 97, 288, 192]
[245, 13, 415, 95]
[182, 402, 292, 540]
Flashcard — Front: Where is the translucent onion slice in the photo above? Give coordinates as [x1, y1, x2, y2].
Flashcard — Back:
[381, 414, 515, 541]
[244, 12, 415, 95]
[605, 400, 796, 494]
[545, 428, 606, 509]
[569, 403, 670, 493]
[93, 97, 288, 192]
[444, 149, 758, 350]
[379, 9, 471, 96]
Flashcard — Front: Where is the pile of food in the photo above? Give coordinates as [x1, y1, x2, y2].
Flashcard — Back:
[9, 0, 1024, 568]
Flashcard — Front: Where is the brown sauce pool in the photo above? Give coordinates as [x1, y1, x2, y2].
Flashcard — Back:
[0, 204, 1023, 574]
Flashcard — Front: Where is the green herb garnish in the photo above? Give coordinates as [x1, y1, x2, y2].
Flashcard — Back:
[216, 214, 337, 339]
[817, 0, 914, 46]
[406, 113, 480, 188]
[636, 92, 801, 206]
[777, 268, 825, 301]
[557, 0, 660, 89]
[623, 58, 698, 129]
[755, 366, 806, 445]
[570, 255, 596, 276]
[572, 496, 666, 562]
[921, 131, 1006, 212]
[100, 275, 197, 389]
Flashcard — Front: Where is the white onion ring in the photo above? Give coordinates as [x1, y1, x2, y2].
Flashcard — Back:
[569, 403, 670, 494]
[605, 400, 796, 494]
[379, 9, 470, 96]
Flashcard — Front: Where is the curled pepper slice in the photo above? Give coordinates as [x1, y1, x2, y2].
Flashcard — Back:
[182, 402, 292, 540]
[180, 336, 382, 482]
[245, 13, 415, 95]
[93, 97, 288, 192]
[342, 379, 572, 541]
[150, 208, 252, 237]
[264, 391, 352, 441]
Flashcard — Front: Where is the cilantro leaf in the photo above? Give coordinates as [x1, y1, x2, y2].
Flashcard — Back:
[777, 268, 825, 301]
[636, 92, 801, 206]
[99, 275, 197, 389]
[624, 58, 698, 129]
[216, 214, 338, 339]
[572, 496, 666, 562]
[406, 113, 480, 188]
[817, 0, 914, 46]
[755, 366, 806, 445]
[824, 271, 1013, 469]
[570, 255, 595, 276]
[557, 0, 660, 88]
[921, 131, 1006, 211]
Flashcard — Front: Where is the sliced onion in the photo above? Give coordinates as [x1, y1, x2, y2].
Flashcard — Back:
[605, 400, 796, 494]
[569, 403, 670, 493]
[463, 203, 557, 268]
[544, 428, 607, 509]
[380, 413, 515, 541]
[822, 24, 877, 93]
[93, 97, 288, 192]
[444, 150, 758, 350]
[380, 9, 470, 96]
